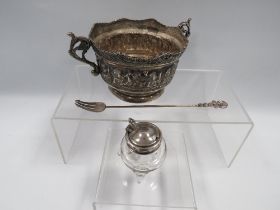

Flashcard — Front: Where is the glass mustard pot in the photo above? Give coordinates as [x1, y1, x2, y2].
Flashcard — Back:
[120, 118, 167, 181]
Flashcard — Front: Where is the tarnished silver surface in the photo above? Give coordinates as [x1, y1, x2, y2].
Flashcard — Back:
[68, 18, 191, 103]
[125, 118, 162, 154]
[74, 99, 228, 112]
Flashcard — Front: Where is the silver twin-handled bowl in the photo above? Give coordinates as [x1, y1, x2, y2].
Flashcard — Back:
[68, 18, 191, 103]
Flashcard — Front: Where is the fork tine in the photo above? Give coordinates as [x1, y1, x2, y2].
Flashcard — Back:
[75, 100, 106, 112]
[75, 100, 97, 107]
[75, 99, 95, 105]
[75, 101, 98, 112]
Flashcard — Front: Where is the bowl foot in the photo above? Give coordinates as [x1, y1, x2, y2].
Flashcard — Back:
[109, 87, 164, 103]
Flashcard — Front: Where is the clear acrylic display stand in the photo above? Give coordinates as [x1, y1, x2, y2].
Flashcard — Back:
[51, 65, 253, 167]
[92, 128, 196, 210]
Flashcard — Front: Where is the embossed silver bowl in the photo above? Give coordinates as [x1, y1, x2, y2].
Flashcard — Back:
[68, 18, 191, 103]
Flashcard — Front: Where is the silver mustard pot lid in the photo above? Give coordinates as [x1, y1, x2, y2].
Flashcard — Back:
[125, 118, 162, 154]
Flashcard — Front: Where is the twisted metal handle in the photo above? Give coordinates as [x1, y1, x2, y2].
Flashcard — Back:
[196, 100, 228, 109]
[178, 18, 192, 38]
[67, 32, 100, 76]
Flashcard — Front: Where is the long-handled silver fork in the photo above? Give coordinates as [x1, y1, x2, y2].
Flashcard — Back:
[75, 100, 228, 112]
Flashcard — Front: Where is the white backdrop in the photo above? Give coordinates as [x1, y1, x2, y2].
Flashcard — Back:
[0, 0, 279, 210]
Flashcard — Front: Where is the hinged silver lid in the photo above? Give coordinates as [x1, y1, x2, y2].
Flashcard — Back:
[125, 118, 162, 154]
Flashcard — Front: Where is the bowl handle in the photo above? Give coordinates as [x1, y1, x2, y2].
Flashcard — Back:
[67, 32, 100, 76]
[178, 18, 192, 38]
